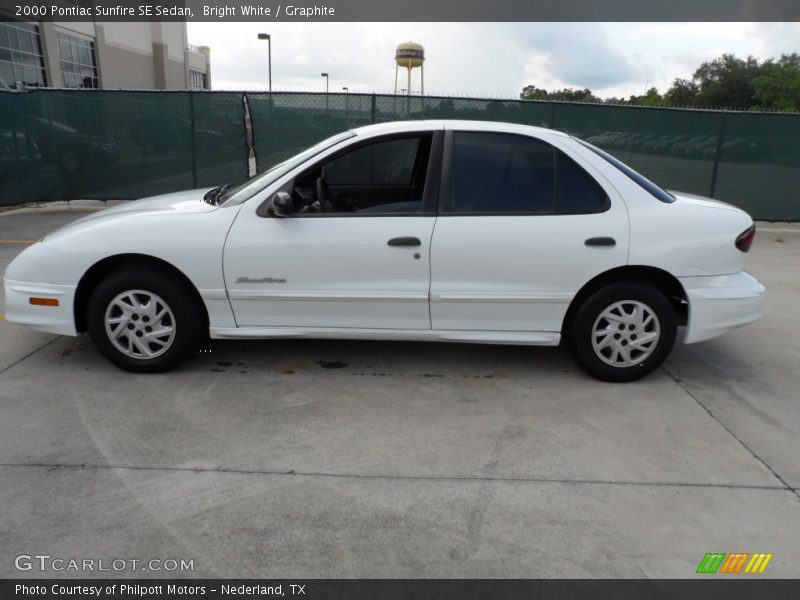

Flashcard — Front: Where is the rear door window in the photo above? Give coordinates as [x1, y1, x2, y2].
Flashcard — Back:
[450, 132, 556, 214]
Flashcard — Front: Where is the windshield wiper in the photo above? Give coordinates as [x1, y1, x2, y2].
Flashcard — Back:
[203, 183, 233, 206]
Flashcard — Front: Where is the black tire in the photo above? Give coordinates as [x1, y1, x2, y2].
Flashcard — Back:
[86, 269, 204, 373]
[565, 281, 677, 382]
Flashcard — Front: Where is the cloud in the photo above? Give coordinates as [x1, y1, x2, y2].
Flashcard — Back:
[513, 24, 643, 89]
[748, 22, 800, 58]
[187, 22, 798, 100]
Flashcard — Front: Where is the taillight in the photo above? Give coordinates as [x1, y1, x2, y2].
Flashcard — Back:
[735, 225, 755, 252]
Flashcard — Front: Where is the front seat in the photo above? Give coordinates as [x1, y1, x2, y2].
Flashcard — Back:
[316, 167, 336, 212]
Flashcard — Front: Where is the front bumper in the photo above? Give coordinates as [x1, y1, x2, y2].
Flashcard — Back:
[3, 278, 78, 336]
[680, 271, 765, 344]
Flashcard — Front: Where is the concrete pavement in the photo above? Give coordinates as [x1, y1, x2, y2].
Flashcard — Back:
[1, 208, 798, 578]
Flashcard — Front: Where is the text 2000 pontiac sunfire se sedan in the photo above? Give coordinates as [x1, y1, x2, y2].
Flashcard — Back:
[4, 121, 765, 381]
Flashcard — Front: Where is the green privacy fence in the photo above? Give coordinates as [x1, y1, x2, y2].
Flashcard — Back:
[2, 89, 799, 220]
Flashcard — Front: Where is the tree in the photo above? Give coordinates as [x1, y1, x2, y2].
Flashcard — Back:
[520, 53, 800, 111]
[690, 54, 770, 108]
[520, 85, 602, 103]
[626, 87, 667, 107]
[520, 85, 550, 101]
[752, 54, 800, 111]
[664, 78, 700, 106]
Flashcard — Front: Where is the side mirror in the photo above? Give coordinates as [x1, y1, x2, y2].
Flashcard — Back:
[267, 191, 294, 218]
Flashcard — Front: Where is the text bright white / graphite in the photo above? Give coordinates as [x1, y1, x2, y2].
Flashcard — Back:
[204, 5, 336, 17]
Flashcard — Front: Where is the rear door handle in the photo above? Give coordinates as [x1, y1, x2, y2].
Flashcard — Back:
[585, 237, 616, 247]
[388, 237, 421, 247]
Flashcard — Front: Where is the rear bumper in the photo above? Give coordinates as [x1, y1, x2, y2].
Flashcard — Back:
[680, 271, 765, 344]
[3, 278, 78, 336]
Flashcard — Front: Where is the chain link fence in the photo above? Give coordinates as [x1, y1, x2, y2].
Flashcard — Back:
[2, 89, 799, 220]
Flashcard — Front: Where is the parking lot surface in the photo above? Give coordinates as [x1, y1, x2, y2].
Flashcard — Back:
[1, 207, 799, 578]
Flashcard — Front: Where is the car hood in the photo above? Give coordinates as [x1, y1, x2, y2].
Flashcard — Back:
[667, 190, 745, 214]
[45, 188, 219, 239]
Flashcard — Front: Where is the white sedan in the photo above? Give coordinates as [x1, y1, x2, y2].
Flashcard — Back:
[3, 120, 765, 381]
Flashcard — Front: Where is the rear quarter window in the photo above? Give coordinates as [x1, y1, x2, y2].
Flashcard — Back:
[556, 150, 609, 213]
[576, 138, 675, 204]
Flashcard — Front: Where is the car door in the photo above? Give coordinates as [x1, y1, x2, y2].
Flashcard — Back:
[223, 131, 442, 330]
[429, 129, 629, 333]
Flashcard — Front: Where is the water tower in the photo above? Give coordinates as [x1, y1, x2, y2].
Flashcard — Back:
[395, 42, 424, 96]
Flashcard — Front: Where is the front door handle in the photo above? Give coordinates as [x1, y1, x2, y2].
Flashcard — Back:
[388, 237, 421, 247]
[585, 237, 616, 247]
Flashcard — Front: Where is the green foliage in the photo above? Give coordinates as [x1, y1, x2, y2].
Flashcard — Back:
[520, 85, 601, 103]
[664, 79, 699, 106]
[684, 53, 768, 108]
[626, 87, 667, 107]
[752, 54, 800, 112]
[521, 53, 800, 112]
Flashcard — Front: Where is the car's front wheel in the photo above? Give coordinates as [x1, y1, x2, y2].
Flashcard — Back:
[87, 269, 203, 373]
[566, 282, 677, 382]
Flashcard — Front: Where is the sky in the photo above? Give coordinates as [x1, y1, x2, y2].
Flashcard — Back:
[187, 22, 800, 99]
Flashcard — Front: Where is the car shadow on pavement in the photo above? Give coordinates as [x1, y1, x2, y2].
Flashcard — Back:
[185, 338, 582, 380]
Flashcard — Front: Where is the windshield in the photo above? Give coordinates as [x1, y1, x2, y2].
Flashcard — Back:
[219, 131, 356, 205]
[574, 138, 675, 204]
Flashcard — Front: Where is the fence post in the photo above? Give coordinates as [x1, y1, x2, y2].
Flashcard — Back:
[709, 112, 728, 198]
[371, 93, 376, 124]
[189, 91, 198, 189]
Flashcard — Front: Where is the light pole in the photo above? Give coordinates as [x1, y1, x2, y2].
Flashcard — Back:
[321, 72, 329, 113]
[342, 87, 349, 124]
[257, 33, 271, 92]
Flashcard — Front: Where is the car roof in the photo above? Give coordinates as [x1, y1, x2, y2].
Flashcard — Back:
[351, 119, 569, 139]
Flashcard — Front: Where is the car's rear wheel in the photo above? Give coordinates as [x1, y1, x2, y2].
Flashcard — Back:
[87, 269, 203, 373]
[566, 282, 677, 382]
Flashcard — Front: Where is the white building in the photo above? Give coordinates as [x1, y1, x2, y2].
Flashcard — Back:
[0, 16, 211, 90]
